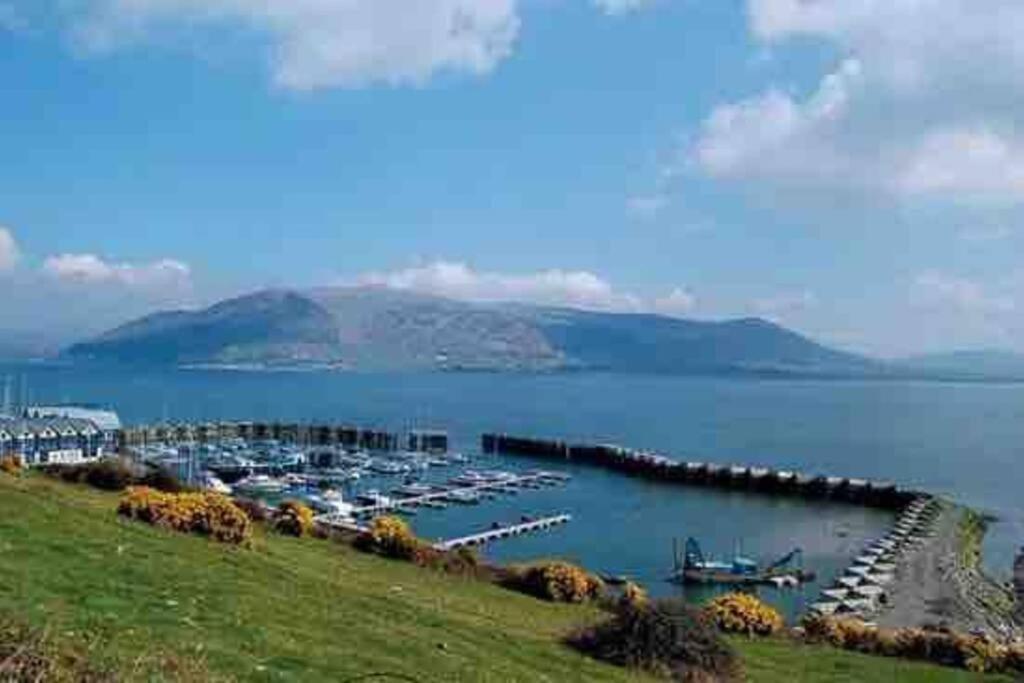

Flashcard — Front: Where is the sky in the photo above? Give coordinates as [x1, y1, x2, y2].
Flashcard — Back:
[1, 0, 1023, 357]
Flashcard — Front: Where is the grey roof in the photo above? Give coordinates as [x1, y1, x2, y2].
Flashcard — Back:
[25, 406, 122, 431]
[0, 417, 101, 438]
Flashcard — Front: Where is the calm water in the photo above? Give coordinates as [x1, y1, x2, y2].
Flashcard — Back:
[4, 364, 1022, 614]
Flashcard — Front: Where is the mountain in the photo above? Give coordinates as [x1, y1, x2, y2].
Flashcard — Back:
[65, 287, 878, 376]
[895, 350, 1024, 380]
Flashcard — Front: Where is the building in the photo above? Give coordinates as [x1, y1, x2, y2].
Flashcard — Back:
[0, 416, 106, 466]
[23, 405, 122, 454]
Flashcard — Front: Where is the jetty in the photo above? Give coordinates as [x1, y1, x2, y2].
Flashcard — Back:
[317, 471, 567, 524]
[482, 434, 918, 510]
[433, 514, 572, 551]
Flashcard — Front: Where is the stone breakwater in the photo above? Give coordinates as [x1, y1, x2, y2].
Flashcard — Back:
[482, 434, 919, 511]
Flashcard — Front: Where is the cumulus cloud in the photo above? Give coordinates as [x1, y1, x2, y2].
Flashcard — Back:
[356, 260, 696, 316]
[0, 227, 19, 271]
[70, 0, 520, 90]
[692, 1, 1024, 204]
[42, 253, 192, 289]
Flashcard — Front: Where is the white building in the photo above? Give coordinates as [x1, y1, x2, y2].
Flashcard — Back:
[0, 415, 111, 466]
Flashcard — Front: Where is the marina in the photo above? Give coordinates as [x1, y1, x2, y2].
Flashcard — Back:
[6, 365, 1022, 629]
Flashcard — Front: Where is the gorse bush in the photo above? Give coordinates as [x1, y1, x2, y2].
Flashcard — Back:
[118, 486, 251, 545]
[504, 561, 605, 603]
[703, 593, 784, 637]
[0, 455, 22, 476]
[355, 516, 421, 560]
[273, 500, 316, 537]
[801, 615, 1024, 674]
[572, 598, 740, 682]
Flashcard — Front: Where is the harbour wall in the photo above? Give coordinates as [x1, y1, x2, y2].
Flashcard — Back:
[482, 433, 922, 511]
[118, 422, 400, 452]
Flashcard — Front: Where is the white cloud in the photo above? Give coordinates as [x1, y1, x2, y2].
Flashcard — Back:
[692, 1, 1024, 204]
[912, 271, 1015, 315]
[899, 128, 1024, 201]
[0, 227, 19, 271]
[593, 0, 654, 16]
[43, 253, 191, 289]
[752, 290, 817, 318]
[695, 59, 864, 185]
[356, 260, 697, 316]
[71, 0, 520, 90]
[652, 288, 696, 316]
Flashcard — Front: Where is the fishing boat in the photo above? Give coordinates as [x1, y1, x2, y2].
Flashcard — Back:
[669, 537, 815, 586]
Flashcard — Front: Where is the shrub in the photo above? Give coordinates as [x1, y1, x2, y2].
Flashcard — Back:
[703, 593, 784, 637]
[505, 561, 605, 603]
[42, 459, 137, 491]
[618, 581, 649, 611]
[800, 616, 1023, 675]
[138, 466, 187, 493]
[355, 516, 421, 560]
[273, 500, 315, 538]
[572, 598, 740, 682]
[0, 455, 22, 476]
[118, 486, 251, 545]
[233, 497, 270, 523]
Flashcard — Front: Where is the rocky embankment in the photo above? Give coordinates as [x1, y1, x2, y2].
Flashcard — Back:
[878, 504, 1022, 642]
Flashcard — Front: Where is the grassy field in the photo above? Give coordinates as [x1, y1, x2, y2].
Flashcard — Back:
[0, 473, 1008, 682]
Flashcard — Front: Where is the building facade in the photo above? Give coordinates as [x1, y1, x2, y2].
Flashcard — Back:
[0, 408, 119, 466]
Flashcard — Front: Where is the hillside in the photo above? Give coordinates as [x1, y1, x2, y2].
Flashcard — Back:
[65, 287, 876, 376]
[0, 473, 1007, 682]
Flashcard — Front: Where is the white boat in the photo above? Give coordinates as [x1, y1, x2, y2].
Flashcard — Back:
[445, 489, 481, 505]
[356, 490, 393, 507]
[199, 471, 232, 495]
[393, 482, 434, 497]
[234, 475, 288, 494]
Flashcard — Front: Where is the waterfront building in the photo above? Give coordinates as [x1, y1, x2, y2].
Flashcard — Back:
[24, 405, 122, 454]
[0, 406, 121, 466]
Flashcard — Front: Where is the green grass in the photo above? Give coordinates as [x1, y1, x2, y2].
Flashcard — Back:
[0, 473, 1009, 682]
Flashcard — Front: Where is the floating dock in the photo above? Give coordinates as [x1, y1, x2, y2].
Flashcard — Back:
[482, 434, 920, 510]
[317, 471, 567, 525]
[433, 514, 572, 551]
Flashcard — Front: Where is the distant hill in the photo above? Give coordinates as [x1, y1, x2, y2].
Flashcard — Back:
[65, 286, 879, 376]
[895, 350, 1024, 380]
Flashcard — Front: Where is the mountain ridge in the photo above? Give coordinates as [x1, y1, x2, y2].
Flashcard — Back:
[65, 286, 881, 376]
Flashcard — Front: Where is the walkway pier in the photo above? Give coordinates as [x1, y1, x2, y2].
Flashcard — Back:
[433, 514, 572, 551]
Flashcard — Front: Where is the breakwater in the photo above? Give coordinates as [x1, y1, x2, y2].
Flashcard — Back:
[482, 434, 920, 510]
[119, 421, 400, 451]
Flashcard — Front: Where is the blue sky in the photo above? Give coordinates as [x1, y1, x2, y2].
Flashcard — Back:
[1, 0, 1023, 356]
